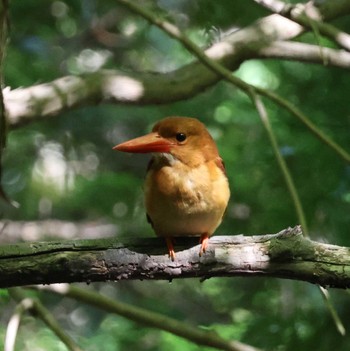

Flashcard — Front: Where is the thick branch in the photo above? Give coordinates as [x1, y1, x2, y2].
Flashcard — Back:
[0, 226, 350, 289]
[3, 13, 301, 126]
[4, 6, 350, 126]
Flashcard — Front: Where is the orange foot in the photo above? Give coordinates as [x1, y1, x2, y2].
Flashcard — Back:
[199, 233, 209, 257]
[165, 237, 176, 261]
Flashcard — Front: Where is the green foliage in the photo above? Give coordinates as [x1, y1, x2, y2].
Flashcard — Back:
[0, 289, 9, 302]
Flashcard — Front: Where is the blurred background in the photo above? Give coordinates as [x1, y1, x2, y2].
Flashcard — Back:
[1, 0, 350, 350]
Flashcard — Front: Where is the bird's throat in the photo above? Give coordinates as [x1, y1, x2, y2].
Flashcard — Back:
[153, 152, 177, 167]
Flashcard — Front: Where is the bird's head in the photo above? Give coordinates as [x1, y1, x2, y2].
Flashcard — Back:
[113, 116, 219, 167]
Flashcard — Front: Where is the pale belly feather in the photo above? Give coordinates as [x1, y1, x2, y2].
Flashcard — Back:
[145, 160, 230, 237]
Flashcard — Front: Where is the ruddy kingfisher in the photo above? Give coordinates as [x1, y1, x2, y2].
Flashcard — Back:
[113, 116, 230, 260]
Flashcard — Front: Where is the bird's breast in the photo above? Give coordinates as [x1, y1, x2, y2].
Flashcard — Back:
[145, 158, 230, 237]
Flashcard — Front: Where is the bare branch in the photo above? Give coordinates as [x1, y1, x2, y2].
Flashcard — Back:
[254, 0, 350, 51]
[259, 41, 350, 67]
[253, 0, 350, 19]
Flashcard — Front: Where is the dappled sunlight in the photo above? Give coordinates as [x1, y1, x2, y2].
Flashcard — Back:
[103, 75, 144, 101]
[51, 1, 68, 18]
[0, 219, 118, 243]
[215, 243, 270, 269]
[69, 306, 90, 328]
[206, 41, 234, 60]
[113, 201, 128, 218]
[78, 49, 112, 72]
[236, 60, 279, 89]
[2, 1, 350, 350]
[51, 1, 76, 38]
[120, 20, 138, 37]
[33, 141, 70, 192]
[32, 141, 101, 193]
[258, 13, 302, 39]
[68, 49, 113, 74]
[70, 144, 100, 179]
[337, 32, 350, 50]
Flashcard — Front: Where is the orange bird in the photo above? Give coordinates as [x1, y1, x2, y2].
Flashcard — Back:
[113, 117, 230, 260]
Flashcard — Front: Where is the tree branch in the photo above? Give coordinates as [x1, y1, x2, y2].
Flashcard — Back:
[251, 94, 346, 335]
[0, 0, 14, 206]
[1, 226, 350, 289]
[259, 41, 350, 67]
[251, 94, 308, 234]
[35, 285, 262, 351]
[115, 0, 350, 164]
[4, 1, 350, 165]
[7, 288, 82, 351]
[3, 6, 350, 127]
[254, 0, 350, 51]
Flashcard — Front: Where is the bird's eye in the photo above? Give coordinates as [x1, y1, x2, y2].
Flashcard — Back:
[175, 133, 187, 142]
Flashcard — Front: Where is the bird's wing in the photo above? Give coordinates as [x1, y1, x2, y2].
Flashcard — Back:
[215, 157, 227, 176]
[146, 158, 155, 172]
[146, 213, 154, 228]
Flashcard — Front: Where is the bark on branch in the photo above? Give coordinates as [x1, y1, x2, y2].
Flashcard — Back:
[1, 225, 350, 289]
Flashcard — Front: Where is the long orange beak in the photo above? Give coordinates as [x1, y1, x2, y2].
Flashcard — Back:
[113, 132, 174, 153]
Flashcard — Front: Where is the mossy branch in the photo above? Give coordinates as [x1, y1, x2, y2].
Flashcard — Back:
[1, 226, 350, 289]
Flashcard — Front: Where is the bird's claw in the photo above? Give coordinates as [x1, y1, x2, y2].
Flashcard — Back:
[165, 234, 210, 259]
[165, 237, 176, 261]
[199, 233, 209, 257]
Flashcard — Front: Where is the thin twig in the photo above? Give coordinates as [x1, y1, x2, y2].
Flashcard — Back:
[35, 284, 262, 351]
[251, 94, 346, 335]
[0, 0, 8, 150]
[0, 0, 13, 206]
[8, 288, 83, 351]
[251, 94, 308, 234]
[4, 297, 30, 351]
[258, 88, 350, 163]
[319, 286, 346, 336]
[115, 0, 350, 164]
